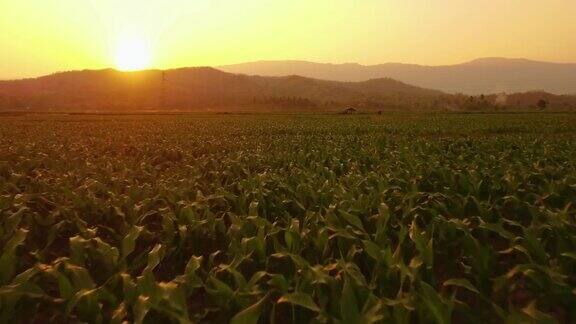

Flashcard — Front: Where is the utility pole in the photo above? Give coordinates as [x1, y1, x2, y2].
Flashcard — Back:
[161, 71, 166, 109]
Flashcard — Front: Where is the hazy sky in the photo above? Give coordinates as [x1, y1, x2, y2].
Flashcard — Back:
[1, 0, 575, 79]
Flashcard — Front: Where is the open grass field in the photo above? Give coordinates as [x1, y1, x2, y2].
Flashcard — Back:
[1, 113, 575, 323]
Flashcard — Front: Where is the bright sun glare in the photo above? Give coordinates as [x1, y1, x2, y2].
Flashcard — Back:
[115, 36, 152, 71]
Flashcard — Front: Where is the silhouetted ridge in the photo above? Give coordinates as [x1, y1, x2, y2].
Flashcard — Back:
[220, 58, 576, 95]
[0, 67, 443, 111]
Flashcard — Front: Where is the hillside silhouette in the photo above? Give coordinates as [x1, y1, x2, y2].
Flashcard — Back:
[0, 67, 443, 111]
[220, 58, 576, 95]
[1, 67, 575, 112]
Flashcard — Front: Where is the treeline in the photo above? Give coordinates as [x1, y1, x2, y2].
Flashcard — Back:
[428, 92, 576, 111]
[252, 96, 317, 108]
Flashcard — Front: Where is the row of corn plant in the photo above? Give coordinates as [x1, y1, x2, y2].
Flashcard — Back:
[0, 113, 575, 323]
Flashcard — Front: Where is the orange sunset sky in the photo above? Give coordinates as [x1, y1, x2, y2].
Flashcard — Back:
[1, 0, 575, 79]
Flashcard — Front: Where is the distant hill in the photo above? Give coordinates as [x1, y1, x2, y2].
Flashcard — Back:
[219, 58, 576, 95]
[0, 67, 444, 111]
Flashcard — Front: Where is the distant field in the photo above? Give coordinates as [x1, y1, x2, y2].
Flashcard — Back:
[0, 113, 575, 323]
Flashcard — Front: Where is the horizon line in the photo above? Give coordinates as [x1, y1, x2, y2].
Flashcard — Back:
[2, 56, 576, 82]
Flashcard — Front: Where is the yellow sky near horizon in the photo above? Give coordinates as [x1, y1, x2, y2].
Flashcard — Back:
[1, 0, 575, 79]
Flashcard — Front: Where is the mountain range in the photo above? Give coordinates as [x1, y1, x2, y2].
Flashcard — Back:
[1, 58, 575, 112]
[219, 58, 576, 95]
[0, 67, 443, 111]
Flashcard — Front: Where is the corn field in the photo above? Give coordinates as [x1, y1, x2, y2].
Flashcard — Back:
[0, 113, 575, 323]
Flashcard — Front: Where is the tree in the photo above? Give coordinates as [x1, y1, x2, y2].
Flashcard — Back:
[537, 99, 548, 110]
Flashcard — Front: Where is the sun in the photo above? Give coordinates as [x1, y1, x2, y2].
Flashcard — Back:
[114, 36, 152, 71]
